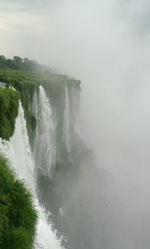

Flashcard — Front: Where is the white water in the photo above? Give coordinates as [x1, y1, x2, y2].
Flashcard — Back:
[62, 86, 71, 154]
[11, 101, 34, 186]
[0, 101, 63, 249]
[33, 86, 56, 177]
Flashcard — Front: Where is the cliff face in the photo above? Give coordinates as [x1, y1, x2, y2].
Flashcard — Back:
[40, 74, 81, 167]
[0, 69, 110, 249]
[32, 74, 105, 249]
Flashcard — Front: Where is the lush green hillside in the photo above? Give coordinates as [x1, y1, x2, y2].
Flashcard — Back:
[0, 155, 37, 249]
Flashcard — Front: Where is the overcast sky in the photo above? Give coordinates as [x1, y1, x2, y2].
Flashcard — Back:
[1, 0, 150, 166]
[1, 0, 150, 66]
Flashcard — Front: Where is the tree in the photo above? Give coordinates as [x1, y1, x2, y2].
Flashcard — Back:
[13, 56, 22, 63]
[0, 55, 6, 69]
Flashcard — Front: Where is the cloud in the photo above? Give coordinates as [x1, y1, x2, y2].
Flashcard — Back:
[0, 0, 63, 14]
[119, 0, 150, 35]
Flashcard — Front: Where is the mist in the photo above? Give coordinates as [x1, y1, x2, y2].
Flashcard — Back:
[1, 0, 150, 248]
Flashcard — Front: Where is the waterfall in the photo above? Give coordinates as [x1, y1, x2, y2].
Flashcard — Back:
[62, 86, 71, 154]
[33, 86, 56, 177]
[10, 101, 34, 186]
[0, 101, 63, 249]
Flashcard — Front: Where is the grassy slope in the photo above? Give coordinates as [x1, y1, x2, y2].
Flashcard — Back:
[0, 155, 37, 249]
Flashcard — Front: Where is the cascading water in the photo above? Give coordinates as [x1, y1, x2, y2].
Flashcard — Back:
[33, 86, 56, 177]
[10, 101, 34, 186]
[0, 101, 63, 249]
[62, 86, 71, 154]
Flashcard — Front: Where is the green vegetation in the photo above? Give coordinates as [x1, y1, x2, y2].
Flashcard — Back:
[0, 88, 19, 140]
[0, 155, 37, 249]
[0, 70, 39, 144]
[0, 55, 50, 72]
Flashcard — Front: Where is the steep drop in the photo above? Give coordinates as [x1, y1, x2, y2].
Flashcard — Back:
[1, 101, 63, 249]
[33, 86, 56, 177]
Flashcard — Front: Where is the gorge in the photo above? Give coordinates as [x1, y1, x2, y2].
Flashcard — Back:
[0, 68, 112, 249]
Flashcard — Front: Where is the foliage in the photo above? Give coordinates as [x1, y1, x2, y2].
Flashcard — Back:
[0, 88, 19, 140]
[0, 70, 39, 145]
[0, 155, 37, 249]
[0, 55, 50, 72]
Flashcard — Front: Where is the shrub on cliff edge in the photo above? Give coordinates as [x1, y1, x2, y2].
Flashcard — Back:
[0, 88, 19, 140]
